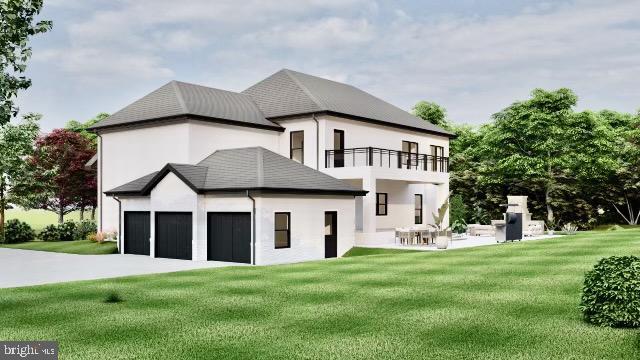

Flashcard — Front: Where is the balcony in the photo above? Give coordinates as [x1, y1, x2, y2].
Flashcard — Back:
[325, 147, 449, 173]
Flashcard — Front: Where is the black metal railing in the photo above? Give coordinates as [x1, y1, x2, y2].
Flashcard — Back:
[325, 147, 449, 173]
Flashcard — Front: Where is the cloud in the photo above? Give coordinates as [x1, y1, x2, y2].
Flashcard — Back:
[243, 17, 374, 50]
[20, 0, 640, 131]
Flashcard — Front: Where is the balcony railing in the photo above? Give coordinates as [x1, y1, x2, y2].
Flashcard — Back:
[325, 147, 449, 173]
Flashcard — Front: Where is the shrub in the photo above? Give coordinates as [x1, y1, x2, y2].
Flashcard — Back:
[103, 291, 123, 303]
[3, 219, 35, 244]
[75, 220, 97, 240]
[449, 195, 468, 224]
[58, 222, 76, 241]
[580, 256, 640, 328]
[39, 225, 60, 242]
[87, 233, 97, 242]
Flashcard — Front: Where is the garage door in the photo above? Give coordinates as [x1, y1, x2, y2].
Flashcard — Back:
[207, 212, 251, 264]
[155, 212, 192, 260]
[124, 212, 150, 255]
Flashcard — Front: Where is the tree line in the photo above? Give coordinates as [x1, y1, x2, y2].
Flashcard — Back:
[0, 113, 104, 238]
[414, 89, 640, 229]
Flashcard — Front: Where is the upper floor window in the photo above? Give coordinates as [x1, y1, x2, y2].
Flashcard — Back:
[430, 145, 444, 171]
[290, 131, 304, 164]
[376, 193, 388, 216]
[402, 141, 419, 169]
[275, 212, 291, 249]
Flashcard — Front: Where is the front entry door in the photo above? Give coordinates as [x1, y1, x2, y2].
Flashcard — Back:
[324, 211, 337, 258]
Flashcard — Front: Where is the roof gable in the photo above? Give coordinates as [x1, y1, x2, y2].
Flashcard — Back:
[243, 69, 454, 137]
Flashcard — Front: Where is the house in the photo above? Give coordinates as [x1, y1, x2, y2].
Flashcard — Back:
[89, 69, 453, 265]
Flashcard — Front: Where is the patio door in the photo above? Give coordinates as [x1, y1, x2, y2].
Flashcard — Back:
[324, 211, 337, 258]
[402, 141, 418, 169]
[334, 130, 344, 168]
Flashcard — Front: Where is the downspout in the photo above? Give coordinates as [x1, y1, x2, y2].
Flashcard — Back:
[313, 114, 319, 170]
[247, 190, 256, 265]
[97, 133, 103, 232]
[113, 196, 122, 253]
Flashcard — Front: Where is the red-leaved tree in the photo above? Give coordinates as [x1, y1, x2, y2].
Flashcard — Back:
[22, 129, 96, 223]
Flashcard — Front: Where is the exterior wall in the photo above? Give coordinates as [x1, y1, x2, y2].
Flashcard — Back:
[275, 117, 319, 169]
[118, 182, 356, 265]
[255, 195, 355, 265]
[187, 120, 279, 163]
[99, 120, 281, 233]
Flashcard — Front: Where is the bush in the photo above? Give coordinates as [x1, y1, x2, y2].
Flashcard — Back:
[58, 222, 76, 241]
[75, 220, 97, 240]
[2, 219, 35, 244]
[580, 256, 640, 328]
[450, 195, 468, 224]
[39, 225, 60, 242]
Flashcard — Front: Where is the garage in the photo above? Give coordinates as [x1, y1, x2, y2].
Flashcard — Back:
[155, 212, 193, 260]
[124, 212, 150, 255]
[207, 212, 251, 263]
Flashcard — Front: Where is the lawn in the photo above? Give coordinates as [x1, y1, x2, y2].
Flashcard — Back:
[0, 230, 638, 359]
[5, 208, 83, 232]
[0, 240, 117, 255]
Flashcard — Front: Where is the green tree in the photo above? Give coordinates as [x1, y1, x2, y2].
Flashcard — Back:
[0, 0, 52, 125]
[65, 112, 109, 144]
[413, 101, 450, 129]
[0, 113, 40, 240]
[607, 111, 640, 224]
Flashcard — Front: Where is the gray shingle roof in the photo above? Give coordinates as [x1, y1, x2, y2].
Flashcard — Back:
[243, 69, 454, 136]
[89, 81, 282, 131]
[105, 147, 366, 196]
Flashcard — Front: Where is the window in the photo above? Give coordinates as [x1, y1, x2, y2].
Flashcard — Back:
[290, 131, 304, 164]
[430, 145, 444, 171]
[376, 193, 388, 216]
[333, 130, 345, 168]
[415, 194, 423, 224]
[402, 141, 419, 169]
[274, 212, 290, 248]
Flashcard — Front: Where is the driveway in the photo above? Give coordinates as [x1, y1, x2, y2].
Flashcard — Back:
[0, 248, 239, 288]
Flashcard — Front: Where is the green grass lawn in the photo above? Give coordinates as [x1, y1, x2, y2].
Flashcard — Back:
[1, 230, 639, 359]
[5, 209, 84, 232]
[0, 240, 117, 254]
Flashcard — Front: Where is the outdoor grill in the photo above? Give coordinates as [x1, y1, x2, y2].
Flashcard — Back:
[495, 203, 523, 242]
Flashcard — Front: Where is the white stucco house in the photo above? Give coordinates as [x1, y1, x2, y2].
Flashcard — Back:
[90, 69, 453, 265]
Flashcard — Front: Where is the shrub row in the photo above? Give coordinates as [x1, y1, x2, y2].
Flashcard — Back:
[1, 219, 97, 243]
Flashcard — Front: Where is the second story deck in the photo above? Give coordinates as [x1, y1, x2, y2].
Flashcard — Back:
[325, 147, 449, 172]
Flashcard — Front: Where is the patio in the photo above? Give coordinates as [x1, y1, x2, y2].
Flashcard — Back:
[359, 232, 560, 251]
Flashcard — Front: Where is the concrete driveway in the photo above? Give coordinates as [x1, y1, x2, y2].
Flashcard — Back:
[0, 248, 239, 288]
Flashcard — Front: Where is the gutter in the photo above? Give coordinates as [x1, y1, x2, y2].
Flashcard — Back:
[247, 190, 256, 265]
[313, 113, 319, 170]
[113, 196, 122, 253]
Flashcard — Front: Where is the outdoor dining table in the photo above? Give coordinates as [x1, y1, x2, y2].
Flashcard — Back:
[396, 228, 436, 245]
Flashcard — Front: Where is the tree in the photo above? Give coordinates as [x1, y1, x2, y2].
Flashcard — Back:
[65, 112, 109, 144]
[0, 113, 40, 240]
[21, 129, 96, 223]
[607, 111, 640, 224]
[413, 101, 450, 129]
[0, 0, 52, 125]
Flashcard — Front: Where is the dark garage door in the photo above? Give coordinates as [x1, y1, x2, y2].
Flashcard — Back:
[155, 212, 192, 260]
[124, 212, 150, 255]
[207, 212, 251, 264]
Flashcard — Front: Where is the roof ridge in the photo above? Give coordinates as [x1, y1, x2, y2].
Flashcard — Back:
[282, 69, 327, 110]
[171, 81, 189, 114]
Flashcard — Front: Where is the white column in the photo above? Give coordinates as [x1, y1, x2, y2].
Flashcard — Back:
[362, 174, 377, 234]
[149, 211, 155, 258]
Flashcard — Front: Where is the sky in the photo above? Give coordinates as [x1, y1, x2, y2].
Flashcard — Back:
[15, 0, 640, 130]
